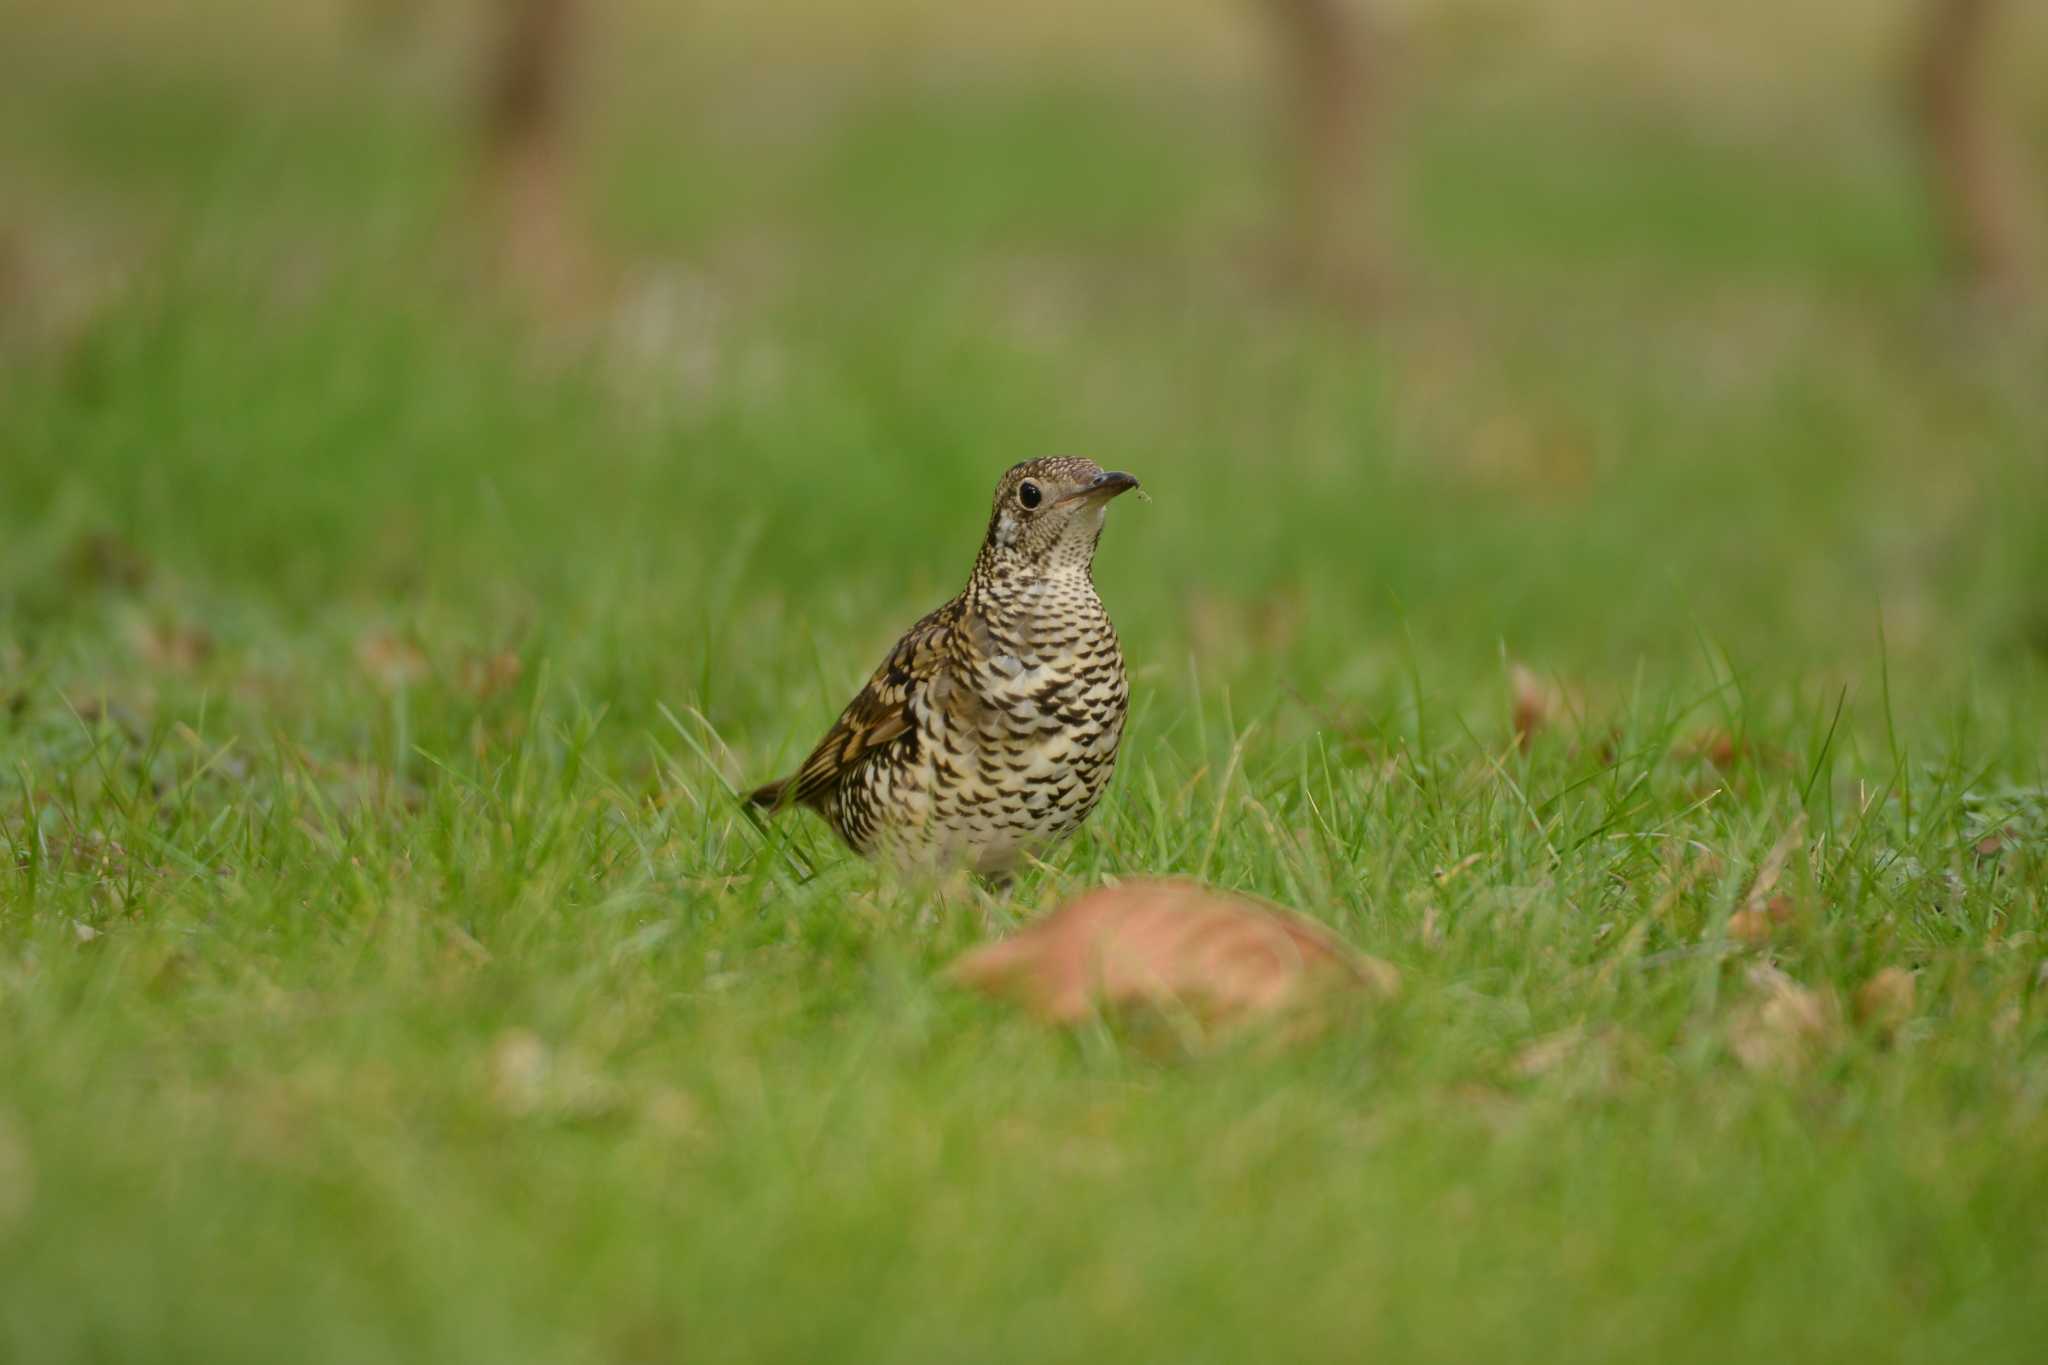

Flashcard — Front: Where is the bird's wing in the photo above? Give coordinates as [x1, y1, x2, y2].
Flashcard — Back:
[780, 595, 968, 808]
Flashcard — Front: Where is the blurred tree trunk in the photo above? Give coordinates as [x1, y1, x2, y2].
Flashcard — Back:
[482, 0, 601, 313]
[1264, 0, 1381, 308]
[1911, 0, 2038, 303]
[486, 0, 575, 166]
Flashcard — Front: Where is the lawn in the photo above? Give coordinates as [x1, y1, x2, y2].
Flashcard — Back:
[3, 4, 2047, 1361]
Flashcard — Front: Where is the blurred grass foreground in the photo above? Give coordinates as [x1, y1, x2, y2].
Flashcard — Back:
[3, 1, 2048, 1361]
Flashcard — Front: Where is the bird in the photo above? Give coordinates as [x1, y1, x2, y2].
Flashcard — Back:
[747, 457, 1142, 879]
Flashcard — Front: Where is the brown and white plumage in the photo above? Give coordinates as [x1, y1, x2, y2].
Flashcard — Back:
[747, 457, 1140, 877]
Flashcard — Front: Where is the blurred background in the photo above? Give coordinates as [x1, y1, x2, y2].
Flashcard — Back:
[3, 0, 2047, 744]
[6, 12, 2048, 1357]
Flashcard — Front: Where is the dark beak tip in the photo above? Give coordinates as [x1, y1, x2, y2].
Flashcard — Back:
[1093, 471, 1140, 494]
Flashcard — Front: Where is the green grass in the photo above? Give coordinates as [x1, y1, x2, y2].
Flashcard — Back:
[4, 9, 2048, 1362]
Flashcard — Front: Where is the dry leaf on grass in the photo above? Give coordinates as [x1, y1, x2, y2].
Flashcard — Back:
[1726, 818, 1807, 946]
[129, 617, 214, 672]
[1728, 965, 1842, 1075]
[1853, 967, 1917, 1036]
[1727, 895, 1797, 947]
[1972, 826, 2017, 860]
[356, 631, 428, 691]
[948, 878, 1397, 1036]
[1510, 663, 1573, 752]
[488, 1029, 551, 1114]
[1679, 728, 1744, 769]
[487, 1028, 622, 1122]
[1677, 728, 1793, 772]
[459, 649, 524, 701]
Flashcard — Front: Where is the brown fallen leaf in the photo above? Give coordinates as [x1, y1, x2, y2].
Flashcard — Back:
[356, 631, 428, 691]
[1510, 663, 1559, 752]
[949, 878, 1397, 1035]
[1677, 728, 1795, 771]
[487, 1028, 622, 1121]
[1727, 819, 1807, 945]
[1728, 965, 1841, 1075]
[1972, 826, 2017, 860]
[1853, 967, 1916, 1035]
[489, 1029, 551, 1114]
[1726, 908, 1769, 947]
[130, 617, 214, 672]
[1728, 894, 1798, 947]
[459, 649, 523, 701]
[1680, 727, 1744, 769]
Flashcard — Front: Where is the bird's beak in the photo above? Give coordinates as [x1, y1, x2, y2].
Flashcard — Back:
[1063, 471, 1140, 505]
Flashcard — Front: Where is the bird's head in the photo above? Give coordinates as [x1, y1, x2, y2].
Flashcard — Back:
[977, 456, 1141, 580]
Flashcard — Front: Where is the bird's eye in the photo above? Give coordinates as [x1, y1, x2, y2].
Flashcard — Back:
[1017, 481, 1042, 510]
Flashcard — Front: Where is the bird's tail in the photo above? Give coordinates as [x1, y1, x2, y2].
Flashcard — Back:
[745, 776, 794, 812]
